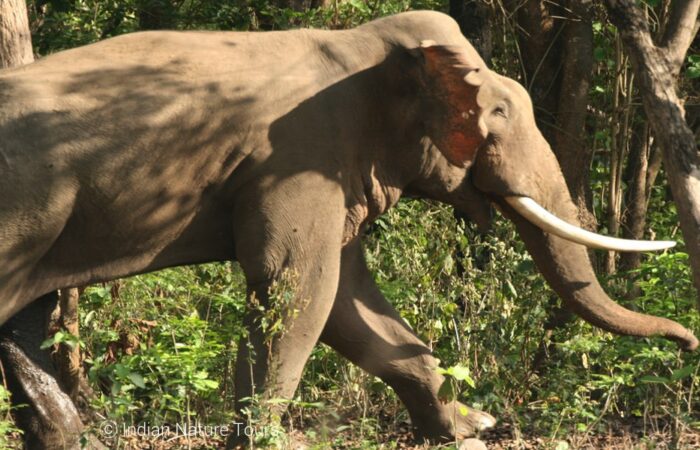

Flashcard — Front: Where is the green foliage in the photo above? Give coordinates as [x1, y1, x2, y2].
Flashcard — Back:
[437, 364, 475, 408]
[28, 0, 447, 54]
[532, 250, 700, 438]
[40, 328, 82, 350]
[79, 263, 246, 428]
[0, 386, 21, 449]
[253, 269, 304, 346]
[686, 55, 700, 79]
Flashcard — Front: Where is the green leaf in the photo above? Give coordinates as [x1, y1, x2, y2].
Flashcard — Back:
[640, 375, 670, 384]
[459, 405, 469, 416]
[127, 373, 146, 389]
[40, 332, 61, 350]
[370, 380, 386, 393]
[443, 254, 454, 274]
[193, 379, 219, 390]
[464, 375, 476, 389]
[450, 365, 471, 381]
[516, 259, 534, 273]
[115, 364, 130, 378]
[83, 310, 96, 326]
[686, 66, 700, 79]
[594, 47, 606, 62]
[111, 381, 122, 396]
[443, 302, 458, 315]
[505, 280, 518, 298]
[670, 365, 694, 381]
[437, 379, 456, 403]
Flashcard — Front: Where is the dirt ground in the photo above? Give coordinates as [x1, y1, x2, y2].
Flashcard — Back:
[99, 425, 700, 449]
[7, 418, 700, 449]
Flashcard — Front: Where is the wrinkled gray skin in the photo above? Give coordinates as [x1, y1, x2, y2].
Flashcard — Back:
[0, 11, 697, 449]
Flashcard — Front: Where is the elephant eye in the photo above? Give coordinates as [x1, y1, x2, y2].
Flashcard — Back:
[493, 105, 508, 118]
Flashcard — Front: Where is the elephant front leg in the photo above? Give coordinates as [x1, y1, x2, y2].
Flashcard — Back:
[320, 239, 495, 442]
[229, 177, 345, 448]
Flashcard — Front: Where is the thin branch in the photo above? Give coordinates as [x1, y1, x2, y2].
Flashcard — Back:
[605, 0, 668, 78]
[660, 0, 700, 72]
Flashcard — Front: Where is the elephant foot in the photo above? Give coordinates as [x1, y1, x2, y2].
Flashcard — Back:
[450, 402, 496, 438]
[413, 401, 495, 442]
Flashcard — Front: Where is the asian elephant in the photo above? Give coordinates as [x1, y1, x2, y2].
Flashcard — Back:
[0, 10, 697, 449]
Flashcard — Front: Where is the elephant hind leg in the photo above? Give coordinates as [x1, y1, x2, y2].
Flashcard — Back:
[320, 239, 495, 442]
[0, 293, 87, 450]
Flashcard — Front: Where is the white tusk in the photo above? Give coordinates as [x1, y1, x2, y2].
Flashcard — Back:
[506, 196, 676, 252]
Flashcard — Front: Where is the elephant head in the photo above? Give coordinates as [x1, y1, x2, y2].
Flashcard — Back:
[416, 41, 698, 351]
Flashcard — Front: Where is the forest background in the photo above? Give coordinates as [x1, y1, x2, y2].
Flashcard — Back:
[0, 0, 699, 448]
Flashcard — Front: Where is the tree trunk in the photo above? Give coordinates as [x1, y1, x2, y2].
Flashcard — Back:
[620, 122, 650, 273]
[137, 0, 177, 30]
[604, 41, 634, 275]
[605, 0, 700, 308]
[553, 0, 596, 231]
[510, 0, 597, 231]
[0, 0, 33, 68]
[49, 288, 84, 401]
[449, 0, 494, 64]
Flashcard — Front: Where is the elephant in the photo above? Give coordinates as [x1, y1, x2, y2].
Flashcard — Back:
[0, 10, 697, 449]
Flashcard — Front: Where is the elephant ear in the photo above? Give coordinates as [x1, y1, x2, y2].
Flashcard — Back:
[418, 40, 487, 168]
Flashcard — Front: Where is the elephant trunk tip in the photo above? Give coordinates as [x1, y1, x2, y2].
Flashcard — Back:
[678, 332, 699, 352]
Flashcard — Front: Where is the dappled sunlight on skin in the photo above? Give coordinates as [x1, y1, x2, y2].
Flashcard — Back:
[1, 30, 373, 303]
[0, 14, 471, 322]
[0, 60, 258, 321]
[0, 30, 377, 313]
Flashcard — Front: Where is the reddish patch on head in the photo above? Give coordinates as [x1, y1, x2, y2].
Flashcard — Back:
[446, 131, 480, 167]
[420, 43, 486, 167]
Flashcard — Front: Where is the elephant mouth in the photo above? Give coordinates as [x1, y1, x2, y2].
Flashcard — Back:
[504, 196, 676, 253]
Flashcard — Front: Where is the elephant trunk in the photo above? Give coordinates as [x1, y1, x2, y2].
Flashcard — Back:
[500, 199, 699, 351]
